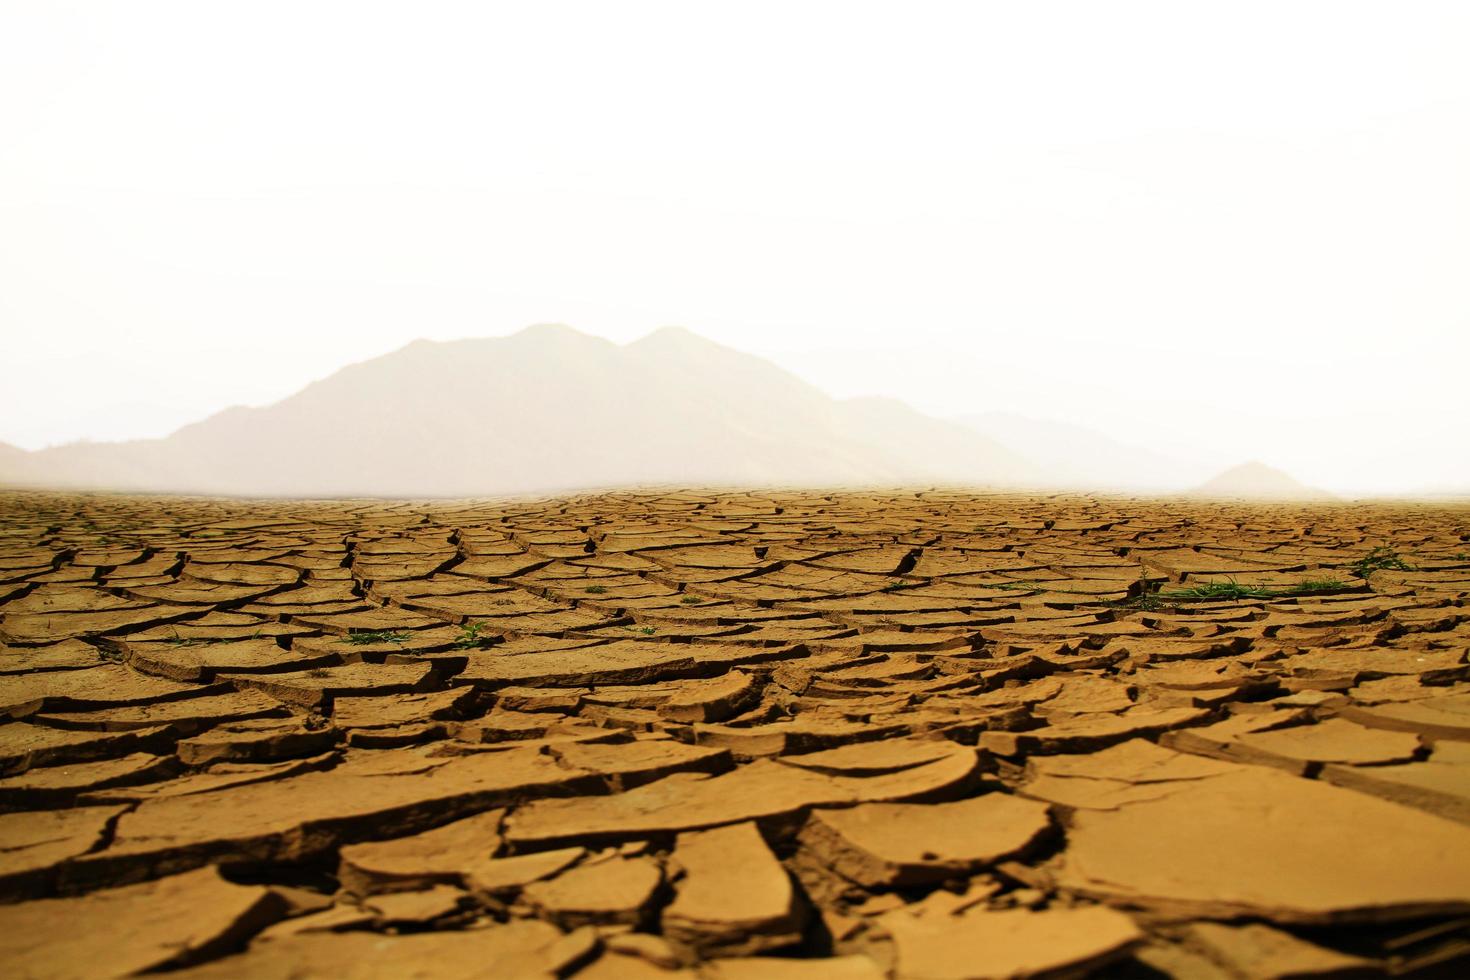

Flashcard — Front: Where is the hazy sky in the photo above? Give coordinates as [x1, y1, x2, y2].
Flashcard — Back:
[2, 2, 1467, 494]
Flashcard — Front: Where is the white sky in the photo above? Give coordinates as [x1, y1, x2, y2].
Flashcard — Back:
[2, 1, 1467, 495]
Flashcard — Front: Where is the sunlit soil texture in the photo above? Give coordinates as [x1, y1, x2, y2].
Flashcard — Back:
[2, 489, 1469, 978]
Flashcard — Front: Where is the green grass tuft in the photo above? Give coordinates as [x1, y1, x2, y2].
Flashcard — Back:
[1109, 575, 1350, 611]
[1351, 546, 1414, 578]
[584, 585, 608, 594]
[1157, 580, 1281, 601]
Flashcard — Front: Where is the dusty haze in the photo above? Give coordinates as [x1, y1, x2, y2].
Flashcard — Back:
[2, 2, 1468, 496]
[0, 324, 1383, 499]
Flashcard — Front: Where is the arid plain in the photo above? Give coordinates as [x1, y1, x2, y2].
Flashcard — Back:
[2, 488, 1469, 978]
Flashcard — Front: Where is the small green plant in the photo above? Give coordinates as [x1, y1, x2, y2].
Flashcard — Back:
[680, 595, 702, 605]
[1106, 591, 1168, 612]
[1351, 546, 1414, 578]
[452, 622, 493, 650]
[584, 585, 608, 594]
[305, 667, 333, 678]
[341, 629, 409, 645]
[621, 624, 657, 636]
[1157, 580, 1280, 601]
[1112, 576, 1347, 609]
[1452, 552, 1469, 561]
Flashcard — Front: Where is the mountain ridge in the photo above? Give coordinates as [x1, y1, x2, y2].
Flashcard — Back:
[1188, 461, 1336, 501]
[0, 325, 1044, 498]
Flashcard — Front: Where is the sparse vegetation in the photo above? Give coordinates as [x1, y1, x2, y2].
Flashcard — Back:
[621, 624, 657, 635]
[305, 667, 333, 678]
[1108, 575, 1351, 610]
[680, 595, 702, 605]
[584, 585, 608, 594]
[1113, 592, 1167, 612]
[1158, 581, 1280, 601]
[452, 622, 494, 650]
[1351, 546, 1414, 578]
[341, 629, 409, 645]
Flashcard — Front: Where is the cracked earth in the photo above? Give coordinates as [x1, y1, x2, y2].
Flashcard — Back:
[2, 489, 1469, 978]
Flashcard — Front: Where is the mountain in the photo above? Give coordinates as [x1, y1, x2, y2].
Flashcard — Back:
[955, 411, 1205, 491]
[1189, 461, 1336, 501]
[0, 325, 1044, 498]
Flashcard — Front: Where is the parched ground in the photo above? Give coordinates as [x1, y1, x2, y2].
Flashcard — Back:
[1, 489, 1469, 979]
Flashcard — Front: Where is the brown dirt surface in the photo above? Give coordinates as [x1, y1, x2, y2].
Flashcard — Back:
[1, 487, 1469, 978]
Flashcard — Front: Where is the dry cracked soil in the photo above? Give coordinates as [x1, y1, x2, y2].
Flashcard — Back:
[1, 488, 1469, 979]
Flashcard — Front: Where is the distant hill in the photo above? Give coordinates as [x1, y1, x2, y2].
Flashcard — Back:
[0, 325, 1044, 498]
[955, 411, 1205, 491]
[1189, 461, 1336, 501]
